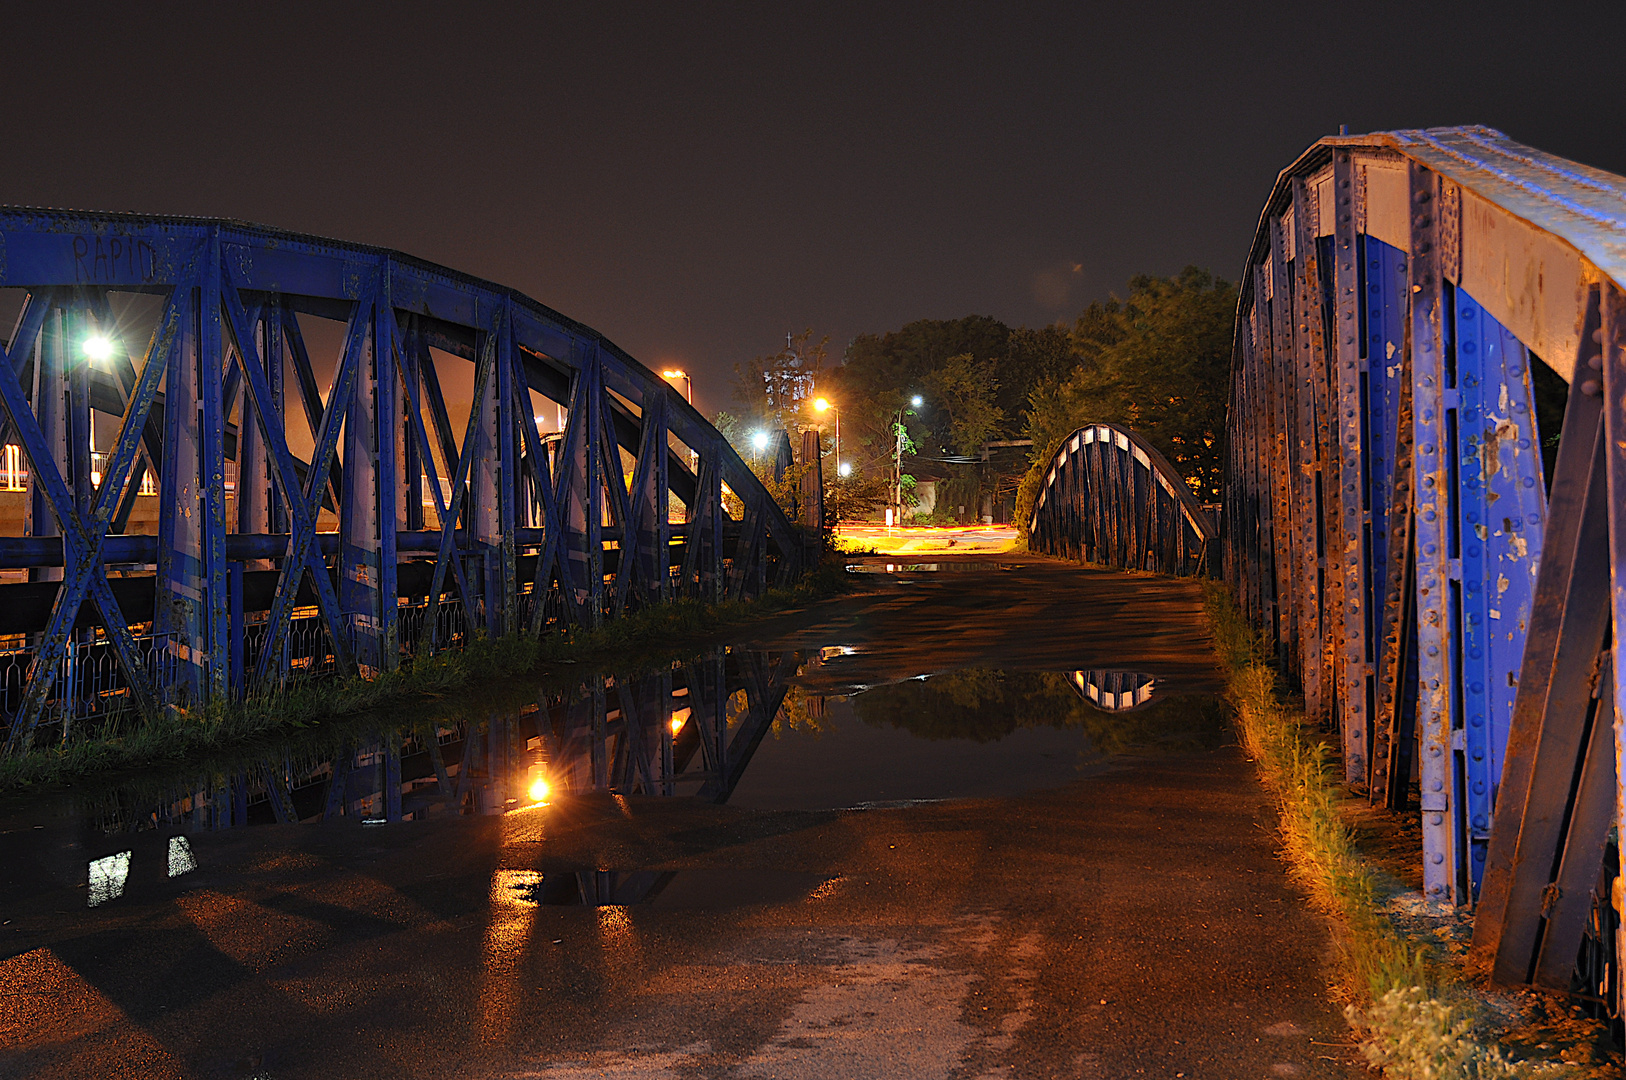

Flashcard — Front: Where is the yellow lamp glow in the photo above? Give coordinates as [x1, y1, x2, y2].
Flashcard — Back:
[814, 397, 831, 412]
[528, 777, 551, 802]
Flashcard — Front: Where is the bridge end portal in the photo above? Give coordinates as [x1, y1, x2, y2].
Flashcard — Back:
[1227, 126, 1626, 993]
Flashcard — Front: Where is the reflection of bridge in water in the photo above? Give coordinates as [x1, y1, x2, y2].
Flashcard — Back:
[95, 648, 802, 837]
[1068, 670, 1157, 713]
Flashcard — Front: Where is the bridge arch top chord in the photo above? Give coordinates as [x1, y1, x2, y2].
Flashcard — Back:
[0, 207, 807, 752]
[1027, 422, 1214, 578]
[1226, 125, 1626, 990]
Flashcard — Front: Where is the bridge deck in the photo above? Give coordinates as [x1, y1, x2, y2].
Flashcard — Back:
[0, 562, 1363, 1078]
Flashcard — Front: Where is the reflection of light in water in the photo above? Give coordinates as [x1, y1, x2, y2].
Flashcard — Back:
[598, 904, 632, 939]
[88, 852, 131, 907]
[807, 876, 844, 900]
[527, 777, 551, 803]
[480, 869, 541, 1042]
[1071, 670, 1157, 711]
[167, 837, 197, 877]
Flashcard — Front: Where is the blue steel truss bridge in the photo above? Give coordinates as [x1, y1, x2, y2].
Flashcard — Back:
[0, 213, 809, 754]
[1023, 126, 1626, 1004]
[1226, 126, 1626, 995]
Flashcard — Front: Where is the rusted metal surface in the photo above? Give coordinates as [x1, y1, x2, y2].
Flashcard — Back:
[1228, 128, 1626, 997]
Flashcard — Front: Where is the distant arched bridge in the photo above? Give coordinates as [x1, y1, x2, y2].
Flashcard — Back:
[0, 211, 807, 753]
[1027, 421, 1215, 577]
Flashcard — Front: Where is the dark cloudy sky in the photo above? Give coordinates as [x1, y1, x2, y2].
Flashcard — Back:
[5, 2, 1621, 415]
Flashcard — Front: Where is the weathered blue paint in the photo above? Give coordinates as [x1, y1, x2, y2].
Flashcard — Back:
[0, 213, 807, 752]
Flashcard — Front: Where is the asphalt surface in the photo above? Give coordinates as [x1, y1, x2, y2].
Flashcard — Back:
[0, 558, 1367, 1078]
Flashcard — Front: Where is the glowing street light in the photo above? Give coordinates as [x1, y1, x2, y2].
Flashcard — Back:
[894, 395, 923, 524]
[83, 335, 113, 363]
[751, 430, 769, 457]
[527, 777, 551, 803]
[838, 462, 852, 478]
[812, 397, 841, 496]
[660, 369, 693, 404]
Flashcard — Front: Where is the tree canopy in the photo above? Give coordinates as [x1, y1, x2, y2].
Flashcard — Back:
[1022, 267, 1235, 505]
[721, 266, 1235, 526]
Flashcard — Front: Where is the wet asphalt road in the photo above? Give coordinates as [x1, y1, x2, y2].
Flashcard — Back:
[0, 558, 1367, 1078]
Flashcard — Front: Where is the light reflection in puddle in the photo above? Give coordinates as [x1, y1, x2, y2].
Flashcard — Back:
[846, 562, 1015, 573]
[87, 851, 130, 907]
[166, 836, 198, 877]
[499, 868, 829, 908]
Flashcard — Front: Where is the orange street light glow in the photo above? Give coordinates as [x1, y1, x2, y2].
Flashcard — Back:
[662, 369, 686, 379]
[670, 716, 684, 734]
[528, 777, 551, 802]
[814, 397, 831, 412]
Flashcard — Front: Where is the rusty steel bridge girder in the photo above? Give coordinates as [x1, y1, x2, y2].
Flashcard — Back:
[1028, 422, 1216, 578]
[1227, 126, 1626, 993]
[0, 211, 809, 754]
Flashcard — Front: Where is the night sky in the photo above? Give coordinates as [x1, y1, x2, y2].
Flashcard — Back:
[6, 2, 1622, 415]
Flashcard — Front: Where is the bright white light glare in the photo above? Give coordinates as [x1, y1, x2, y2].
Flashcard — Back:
[910, 395, 923, 408]
[87, 851, 131, 907]
[528, 777, 551, 802]
[837, 462, 852, 477]
[751, 431, 769, 451]
[167, 836, 197, 877]
[83, 335, 114, 362]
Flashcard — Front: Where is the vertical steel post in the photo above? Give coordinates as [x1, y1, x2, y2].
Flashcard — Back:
[30, 300, 63, 585]
[201, 235, 228, 699]
[1331, 151, 1370, 784]
[376, 274, 400, 666]
[1409, 163, 1462, 903]
[1290, 178, 1328, 721]
[342, 278, 383, 670]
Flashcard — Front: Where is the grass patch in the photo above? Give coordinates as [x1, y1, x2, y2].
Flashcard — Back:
[0, 559, 853, 792]
[1201, 581, 1575, 1079]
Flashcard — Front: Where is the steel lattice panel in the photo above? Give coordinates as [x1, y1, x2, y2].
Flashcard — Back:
[0, 212, 807, 753]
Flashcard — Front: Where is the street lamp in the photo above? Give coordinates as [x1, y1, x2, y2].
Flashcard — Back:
[893, 395, 923, 527]
[814, 396, 843, 525]
[751, 430, 769, 459]
[660, 369, 693, 404]
[813, 397, 840, 485]
[83, 335, 113, 363]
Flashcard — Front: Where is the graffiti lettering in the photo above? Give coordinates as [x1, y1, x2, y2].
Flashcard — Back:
[72, 235, 156, 283]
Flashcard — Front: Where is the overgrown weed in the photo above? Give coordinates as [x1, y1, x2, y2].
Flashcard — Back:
[0, 558, 853, 791]
[1202, 581, 1570, 1079]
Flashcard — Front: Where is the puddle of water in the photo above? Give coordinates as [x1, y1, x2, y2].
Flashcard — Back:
[733, 668, 1229, 811]
[504, 869, 827, 908]
[0, 642, 1227, 916]
[846, 562, 1015, 573]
